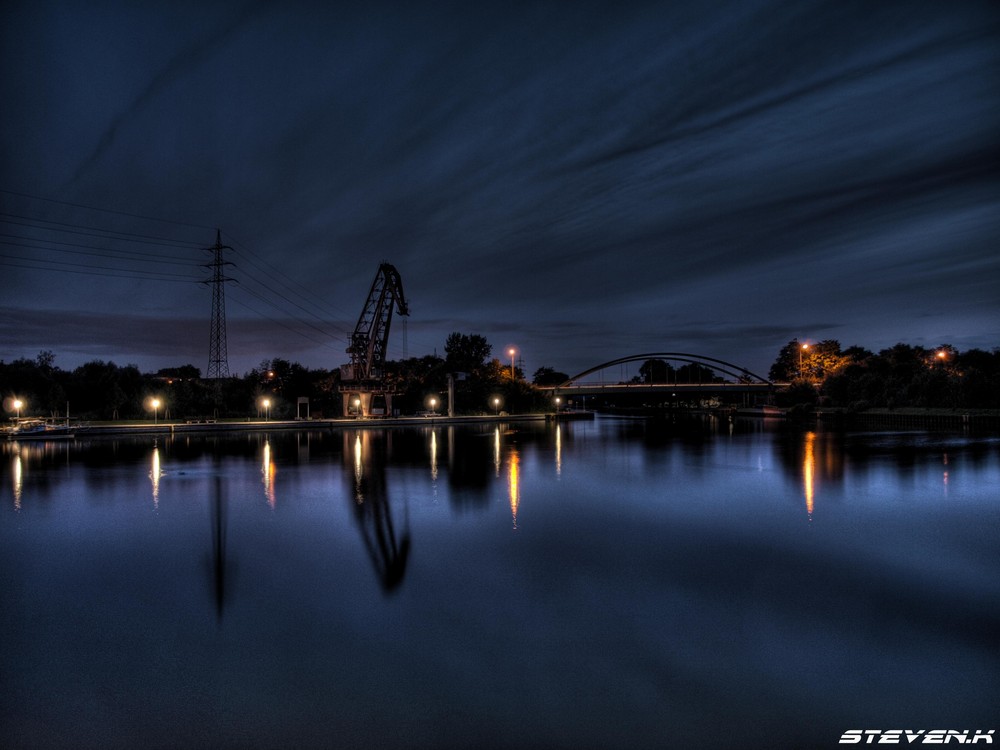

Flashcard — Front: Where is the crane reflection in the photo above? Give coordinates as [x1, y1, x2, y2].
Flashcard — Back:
[346, 430, 411, 594]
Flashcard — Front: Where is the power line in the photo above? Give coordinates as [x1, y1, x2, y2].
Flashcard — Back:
[227, 294, 341, 350]
[0, 216, 202, 249]
[0, 188, 214, 231]
[0, 237, 201, 266]
[0, 258, 201, 283]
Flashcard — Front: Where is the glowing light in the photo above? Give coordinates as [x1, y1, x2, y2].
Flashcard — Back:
[150, 445, 162, 508]
[354, 433, 363, 497]
[803, 431, 816, 519]
[149, 397, 162, 425]
[430, 430, 438, 480]
[508, 348, 516, 381]
[936, 350, 947, 360]
[261, 397, 271, 421]
[555, 424, 562, 477]
[13, 398, 23, 420]
[13, 454, 23, 511]
[261, 440, 276, 508]
[508, 448, 520, 530]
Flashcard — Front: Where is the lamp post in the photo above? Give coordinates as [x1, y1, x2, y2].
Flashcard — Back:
[429, 397, 437, 415]
[262, 398, 271, 422]
[554, 396, 561, 413]
[493, 397, 500, 416]
[353, 397, 361, 419]
[151, 398, 161, 425]
[508, 348, 516, 381]
[799, 343, 809, 379]
[13, 398, 23, 421]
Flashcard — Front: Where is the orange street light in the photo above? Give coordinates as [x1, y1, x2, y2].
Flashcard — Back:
[799, 343, 809, 378]
[508, 348, 516, 381]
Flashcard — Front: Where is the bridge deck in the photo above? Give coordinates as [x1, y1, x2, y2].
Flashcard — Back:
[540, 382, 783, 395]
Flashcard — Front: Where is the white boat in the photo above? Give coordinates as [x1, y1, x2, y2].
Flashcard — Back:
[5, 418, 79, 441]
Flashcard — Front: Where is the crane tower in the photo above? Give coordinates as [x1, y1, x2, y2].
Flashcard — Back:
[339, 263, 409, 417]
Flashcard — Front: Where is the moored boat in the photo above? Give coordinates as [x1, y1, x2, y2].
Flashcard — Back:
[5, 418, 80, 441]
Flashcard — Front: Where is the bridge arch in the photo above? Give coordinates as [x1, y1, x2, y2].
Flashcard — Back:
[558, 352, 772, 388]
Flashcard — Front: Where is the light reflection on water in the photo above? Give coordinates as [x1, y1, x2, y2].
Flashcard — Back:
[1, 417, 998, 749]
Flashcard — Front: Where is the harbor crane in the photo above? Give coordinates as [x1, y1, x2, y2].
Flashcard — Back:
[339, 263, 409, 417]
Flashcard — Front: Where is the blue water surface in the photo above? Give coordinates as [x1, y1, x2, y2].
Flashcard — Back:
[2, 417, 998, 749]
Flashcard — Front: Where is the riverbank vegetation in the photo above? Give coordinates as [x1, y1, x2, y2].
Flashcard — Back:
[0, 334, 557, 421]
[770, 339, 1000, 410]
[2, 337, 997, 421]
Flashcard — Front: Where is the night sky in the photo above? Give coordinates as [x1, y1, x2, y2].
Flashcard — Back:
[2, 1, 998, 379]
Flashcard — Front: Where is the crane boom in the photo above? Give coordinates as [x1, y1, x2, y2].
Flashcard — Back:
[339, 263, 409, 416]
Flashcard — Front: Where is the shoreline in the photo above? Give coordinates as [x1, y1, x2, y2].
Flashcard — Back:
[14, 410, 594, 440]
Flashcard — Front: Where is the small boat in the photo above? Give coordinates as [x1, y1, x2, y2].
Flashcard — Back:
[6, 418, 78, 441]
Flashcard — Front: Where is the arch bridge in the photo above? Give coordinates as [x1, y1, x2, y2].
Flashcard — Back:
[542, 352, 780, 400]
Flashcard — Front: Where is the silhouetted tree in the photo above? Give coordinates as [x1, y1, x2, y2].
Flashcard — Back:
[532, 366, 569, 386]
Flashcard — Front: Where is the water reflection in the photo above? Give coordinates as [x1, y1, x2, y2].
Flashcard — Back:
[150, 443, 163, 508]
[508, 448, 520, 530]
[261, 439, 276, 508]
[208, 475, 230, 620]
[12, 450, 23, 510]
[803, 431, 816, 519]
[346, 431, 410, 594]
[430, 429, 438, 481]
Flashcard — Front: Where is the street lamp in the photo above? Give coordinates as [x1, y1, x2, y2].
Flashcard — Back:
[13, 398, 23, 420]
[353, 397, 361, 419]
[150, 397, 161, 425]
[508, 348, 516, 381]
[493, 397, 501, 416]
[429, 397, 437, 415]
[799, 343, 809, 379]
[262, 398, 271, 421]
[554, 396, 561, 413]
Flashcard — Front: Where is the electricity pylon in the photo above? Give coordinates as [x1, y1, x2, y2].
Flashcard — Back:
[204, 229, 234, 380]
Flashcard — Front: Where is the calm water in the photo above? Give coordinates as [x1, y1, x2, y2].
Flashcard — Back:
[2, 417, 998, 749]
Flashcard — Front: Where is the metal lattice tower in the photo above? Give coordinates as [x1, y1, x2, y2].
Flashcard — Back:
[203, 229, 234, 379]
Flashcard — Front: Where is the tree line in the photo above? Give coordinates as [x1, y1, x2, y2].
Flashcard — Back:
[768, 339, 1000, 410]
[3, 336, 997, 421]
[0, 334, 569, 421]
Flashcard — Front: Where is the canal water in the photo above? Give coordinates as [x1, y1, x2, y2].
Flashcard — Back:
[2, 417, 998, 749]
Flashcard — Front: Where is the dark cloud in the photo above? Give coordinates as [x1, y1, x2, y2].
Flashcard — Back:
[1, 1, 998, 377]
